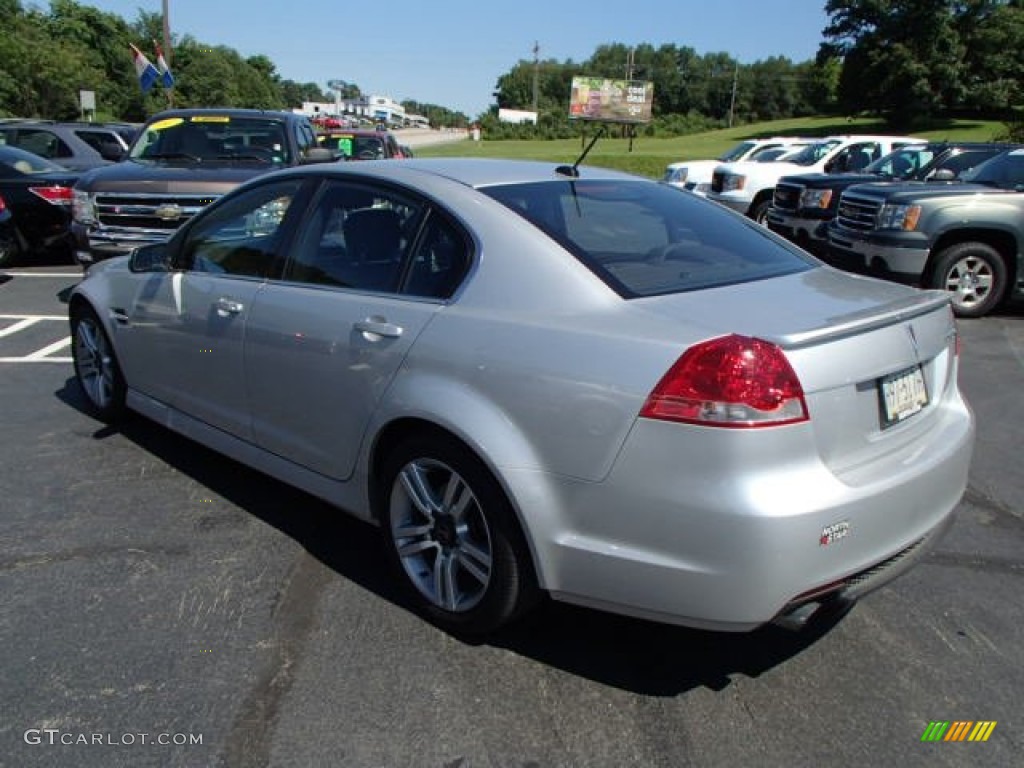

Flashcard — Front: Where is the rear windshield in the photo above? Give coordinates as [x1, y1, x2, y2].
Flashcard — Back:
[318, 134, 387, 160]
[481, 179, 814, 298]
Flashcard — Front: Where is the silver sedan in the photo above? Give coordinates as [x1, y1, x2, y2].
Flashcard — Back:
[69, 158, 974, 634]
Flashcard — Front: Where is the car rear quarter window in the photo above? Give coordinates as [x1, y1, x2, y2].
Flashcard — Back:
[482, 179, 814, 297]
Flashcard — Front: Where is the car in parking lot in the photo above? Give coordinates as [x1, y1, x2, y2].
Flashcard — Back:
[767, 142, 1013, 256]
[0, 145, 77, 267]
[68, 157, 974, 635]
[663, 136, 811, 195]
[0, 120, 127, 171]
[316, 128, 408, 160]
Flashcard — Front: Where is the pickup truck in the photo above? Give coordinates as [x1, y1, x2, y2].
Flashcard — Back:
[826, 147, 1024, 317]
[767, 142, 1011, 256]
[71, 108, 333, 267]
[662, 136, 810, 195]
[707, 135, 925, 224]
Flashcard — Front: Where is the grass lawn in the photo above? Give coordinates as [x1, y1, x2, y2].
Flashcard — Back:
[414, 116, 1009, 178]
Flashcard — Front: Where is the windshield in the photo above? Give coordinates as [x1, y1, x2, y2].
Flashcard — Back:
[865, 145, 938, 178]
[786, 140, 843, 167]
[718, 141, 758, 162]
[129, 115, 291, 165]
[481, 179, 813, 298]
[959, 150, 1024, 189]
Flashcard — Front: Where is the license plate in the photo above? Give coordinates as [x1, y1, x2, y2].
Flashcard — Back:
[878, 366, 929, 429]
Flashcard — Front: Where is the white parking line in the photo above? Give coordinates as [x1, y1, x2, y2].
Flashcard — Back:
[1, 314, 66, 321]
[0, 318, 40, 337]
[0, 314, 73, 363]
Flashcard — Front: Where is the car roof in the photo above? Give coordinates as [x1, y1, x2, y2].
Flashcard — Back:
[273, 156, 643, 188]
[144, 108, 303, 123]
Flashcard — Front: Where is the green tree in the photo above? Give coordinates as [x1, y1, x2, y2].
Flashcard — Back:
[821, 0, 965, 127]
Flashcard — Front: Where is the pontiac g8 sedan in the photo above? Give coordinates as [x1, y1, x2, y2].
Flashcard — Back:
[69, 158, 974, 634]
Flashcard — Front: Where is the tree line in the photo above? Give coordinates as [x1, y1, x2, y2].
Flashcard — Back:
[1, 0, 1021, 137]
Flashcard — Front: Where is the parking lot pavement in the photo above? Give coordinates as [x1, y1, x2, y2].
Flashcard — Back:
[2, 265, 1022, 767]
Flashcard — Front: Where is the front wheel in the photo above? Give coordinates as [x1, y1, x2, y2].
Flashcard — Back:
[71, 305, 127, 421]
[930, 242, 1007, 318]
[380, 434, 538, 634]
[750, 197, 772, 226]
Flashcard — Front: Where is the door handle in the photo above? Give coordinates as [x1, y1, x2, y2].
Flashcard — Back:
[354, 317, 403, 339]
[216, 297, 244, 316]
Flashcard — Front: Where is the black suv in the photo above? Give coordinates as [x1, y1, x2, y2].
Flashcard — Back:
[70, 108, 333, 266]
[766, 142, 1011, 256]
[0, 120, 128, 171]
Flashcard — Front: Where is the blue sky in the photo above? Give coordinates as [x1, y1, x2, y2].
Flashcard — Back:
[83, 0, 830, 117]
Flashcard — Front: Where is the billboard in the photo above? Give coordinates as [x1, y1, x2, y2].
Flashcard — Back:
[569, 77, 654, 124]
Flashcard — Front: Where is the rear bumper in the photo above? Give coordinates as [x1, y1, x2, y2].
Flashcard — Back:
[514, 395, 973, 632]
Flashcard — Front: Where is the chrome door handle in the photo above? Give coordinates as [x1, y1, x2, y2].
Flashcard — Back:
[216, 298, 244, 316]
[354, 317, 403, 339]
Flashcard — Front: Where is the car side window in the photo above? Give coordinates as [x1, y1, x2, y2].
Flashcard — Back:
[284, 180, 421, 292]
[403, 214, 471, 299]
[16, 129, 71, 160]
[183, 179, 304, 278]
[937, 150, 999, 178]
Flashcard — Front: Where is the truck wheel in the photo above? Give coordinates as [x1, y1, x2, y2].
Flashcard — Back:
[931, 242, 1007, 318]
[750, 197, 772, 226]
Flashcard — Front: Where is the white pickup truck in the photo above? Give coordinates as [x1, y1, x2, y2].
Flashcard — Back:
[662, 137, 810, 196]
[706, 134, 926, 223]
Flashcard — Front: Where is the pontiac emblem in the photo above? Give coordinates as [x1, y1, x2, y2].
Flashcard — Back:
[154, 203, 183, 222]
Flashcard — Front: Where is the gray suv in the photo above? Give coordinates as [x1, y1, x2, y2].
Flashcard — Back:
[0, 121, 127, 171]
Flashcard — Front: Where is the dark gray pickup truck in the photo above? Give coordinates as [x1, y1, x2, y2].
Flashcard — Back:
[768, 142, 1010, 256]
[70, 108, 332, 267]
[826, 148, 1024, 317]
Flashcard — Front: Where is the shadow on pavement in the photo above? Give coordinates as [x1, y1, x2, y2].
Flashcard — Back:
[55, 377, 846, 697]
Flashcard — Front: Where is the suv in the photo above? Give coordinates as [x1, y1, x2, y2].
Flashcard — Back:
[0, 121, 127, 171]
[827, 148, 1024, 317]
[71, 108, 332, 266]
[767, 142, 1011, 256]
[707, 135, 925, 223]
[663, 137, 810, 195]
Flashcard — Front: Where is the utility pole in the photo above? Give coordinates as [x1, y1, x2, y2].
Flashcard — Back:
[532, 41, 539, 114]
[625, 47, 635, 80]
[728, 62, 738, 128]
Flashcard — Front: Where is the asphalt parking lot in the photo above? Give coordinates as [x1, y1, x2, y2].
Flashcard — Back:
[1, 257, 1022, 768]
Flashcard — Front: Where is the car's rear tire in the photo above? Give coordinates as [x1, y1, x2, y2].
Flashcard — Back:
[380, 433, 538, 635]
[0, 228, 22, 268]
[931, 242, 1007, 318]
[70, 304, 127, 422]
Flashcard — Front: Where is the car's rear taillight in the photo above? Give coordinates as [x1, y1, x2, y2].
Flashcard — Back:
[640, 334, 809, 428]
[29, 186, 74, 206]
[0, 193, 6, 213]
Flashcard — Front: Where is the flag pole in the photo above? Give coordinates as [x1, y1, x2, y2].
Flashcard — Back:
[162, 0, 174, 107]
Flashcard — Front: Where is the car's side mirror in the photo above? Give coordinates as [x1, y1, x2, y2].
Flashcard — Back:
[930, 168, 956, 181]
[129, 243, 171, 273]
[301, 147, 336, 165]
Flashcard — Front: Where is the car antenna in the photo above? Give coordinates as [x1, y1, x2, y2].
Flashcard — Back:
[556, 125, 607, 178]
